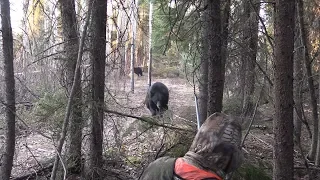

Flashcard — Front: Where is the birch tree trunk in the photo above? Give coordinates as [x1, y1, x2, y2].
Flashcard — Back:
[130, 0, 138, 92]
[147, 0, 153, 87]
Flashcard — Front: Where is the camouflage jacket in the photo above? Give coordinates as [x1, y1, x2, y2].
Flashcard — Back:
[139, 157, 222, 180]
[139, 157, 176, 180]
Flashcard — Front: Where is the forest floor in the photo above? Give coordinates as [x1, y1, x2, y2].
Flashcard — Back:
[0, 76, 316, 179]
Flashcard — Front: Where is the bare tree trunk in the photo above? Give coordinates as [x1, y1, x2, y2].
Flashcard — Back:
[198, 1, 209, 125]
[293, 8, 303, 150]
[239, 1, 249, 106]
[118, 6, 128, 77]
[87, 0, 107, 179]
[239, 57, 246, 107]
[199, 0, 230, 124]
[221, 0, 231, 87]
[293, 9, 310, 168]
[59, 0, 83, 174]
[207, 0, 224, 115]
[198, 56, 208, 124]
[273, 0, 295, 179]
[130, 0, 138, 93]
[242, 0, 260, 118]
[296, 0, 320, 164]
[293, 55, 303, 143]
[50, 3, 91, 179]
[296, 0, 320, 162]
[0, 0, 16, 179]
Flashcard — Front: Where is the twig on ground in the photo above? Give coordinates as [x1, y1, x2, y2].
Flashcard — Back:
[242, 147, 249, 154]
[173, 114, 196, 125]
[24, 144, 43, 169]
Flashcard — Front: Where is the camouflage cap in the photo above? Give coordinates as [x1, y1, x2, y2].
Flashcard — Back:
[187, 112, 243, 175]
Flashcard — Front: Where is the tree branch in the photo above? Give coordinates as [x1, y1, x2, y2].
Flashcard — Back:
[104, 108, 194, 133]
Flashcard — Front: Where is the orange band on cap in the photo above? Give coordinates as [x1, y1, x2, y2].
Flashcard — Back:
[174, 158, 223, 180]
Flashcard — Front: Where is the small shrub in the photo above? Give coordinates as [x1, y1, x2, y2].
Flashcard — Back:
[33, 90, 67, 137]
[152, 66, 181, 78]
[126, 156, 142, 165]
[232, 164, 271, 180]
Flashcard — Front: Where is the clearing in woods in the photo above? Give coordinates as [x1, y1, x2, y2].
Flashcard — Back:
[0, 76, 312, 179]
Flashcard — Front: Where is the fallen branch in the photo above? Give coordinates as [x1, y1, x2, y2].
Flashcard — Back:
[12, 159, 54, 180]
[294, 166, 320, 171]
[294, 104, 312, 139]
[104, 108, 194, 133]
[99, 167, 133, 180]
[173, 114, 196, 125]
[249, 133, 273, 149]
[24, 144, 43, 169]
[241, 84, 264, 147]
[13, 165, 53, 180]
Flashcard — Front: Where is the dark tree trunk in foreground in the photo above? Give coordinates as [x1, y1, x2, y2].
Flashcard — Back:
[199, 0, 230, 125]
[220, 0, 231, 87]
[0, 0, 16, 179]
[273, 0, 295, 179]
[59, 0, 83, 174]
[206, 0, 224, 115]
[198, 1, 209, 125]
[239, 0, 250, 107]
[198, 51, 208, 125]
[86, 0, 107, 179]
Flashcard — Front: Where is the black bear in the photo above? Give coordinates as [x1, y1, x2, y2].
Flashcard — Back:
[145, 82, 169, 116]
[134, 67, 143, 76]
